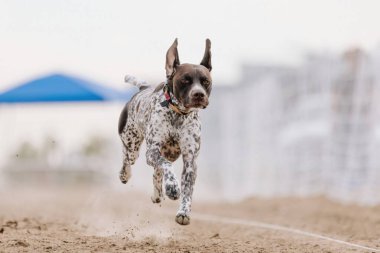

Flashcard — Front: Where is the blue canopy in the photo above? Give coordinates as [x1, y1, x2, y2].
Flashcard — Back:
[0, 73, 136, 103]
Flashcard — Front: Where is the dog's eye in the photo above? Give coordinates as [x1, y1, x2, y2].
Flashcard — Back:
[202, 80, 210, 86]
[181, 78, 191, 84]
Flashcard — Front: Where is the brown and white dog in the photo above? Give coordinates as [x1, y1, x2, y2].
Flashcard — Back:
[118, 39, 212, 225]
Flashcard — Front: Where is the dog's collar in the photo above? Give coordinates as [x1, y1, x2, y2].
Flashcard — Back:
[160, 81, 190, 115]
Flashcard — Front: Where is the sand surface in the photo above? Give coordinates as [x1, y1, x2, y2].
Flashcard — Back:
[0, 186, 379, 253]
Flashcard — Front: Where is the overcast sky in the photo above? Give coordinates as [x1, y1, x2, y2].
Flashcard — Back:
[1, 0, 380, 90]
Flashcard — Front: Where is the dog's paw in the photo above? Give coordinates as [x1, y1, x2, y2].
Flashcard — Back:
[151, 196, 162, 204]
[175, 212, 190, 225]
[119, 168, 131, 184]
[165, 180, 180, 200]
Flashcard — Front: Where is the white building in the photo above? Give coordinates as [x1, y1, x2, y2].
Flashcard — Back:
[199, 48, 380, 204]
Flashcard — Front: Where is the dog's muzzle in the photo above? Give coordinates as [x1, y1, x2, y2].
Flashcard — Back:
[186, 86, 209, 109]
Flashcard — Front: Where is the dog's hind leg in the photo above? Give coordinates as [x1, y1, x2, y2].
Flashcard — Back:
[119, 123, 143, 184]
[119, 146, 132, 184]
[151, 167, 163, 203]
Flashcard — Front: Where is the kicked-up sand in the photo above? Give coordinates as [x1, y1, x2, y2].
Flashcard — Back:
[0, 186, 379, 253]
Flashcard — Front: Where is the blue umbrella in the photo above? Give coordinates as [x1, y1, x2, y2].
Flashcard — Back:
[0, 73, 136, 103]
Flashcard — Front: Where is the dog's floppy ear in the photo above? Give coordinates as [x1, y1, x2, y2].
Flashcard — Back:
[200, 39, 212, 71]
[166, 38, 180, 78]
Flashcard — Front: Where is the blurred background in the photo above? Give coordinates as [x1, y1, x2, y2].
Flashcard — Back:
[1, 0, 380, 205]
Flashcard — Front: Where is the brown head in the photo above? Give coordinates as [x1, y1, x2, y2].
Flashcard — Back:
[165, 38, 212, 109]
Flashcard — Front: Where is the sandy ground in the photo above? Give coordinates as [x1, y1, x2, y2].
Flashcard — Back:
[0, 186, 379, 253]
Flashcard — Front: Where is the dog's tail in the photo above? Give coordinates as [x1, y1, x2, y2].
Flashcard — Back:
[125, 75, 149, 91]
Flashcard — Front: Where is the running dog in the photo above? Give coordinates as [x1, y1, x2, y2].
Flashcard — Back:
[118, 39, 212, 225]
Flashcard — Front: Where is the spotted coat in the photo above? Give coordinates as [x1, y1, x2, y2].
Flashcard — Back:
[119, 85, 201, 225]
[119, 38, 212, 225]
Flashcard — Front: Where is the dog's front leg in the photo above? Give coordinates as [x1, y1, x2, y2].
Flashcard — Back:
[176, 128, 201, 225]
[146, 123, 180, 202]
[146, 147, 180, 201]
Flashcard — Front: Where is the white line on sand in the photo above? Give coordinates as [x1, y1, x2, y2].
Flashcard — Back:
[192, 213, 380, 252]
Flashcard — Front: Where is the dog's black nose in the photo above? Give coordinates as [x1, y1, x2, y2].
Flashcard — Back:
[192, 91, 205, 99]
